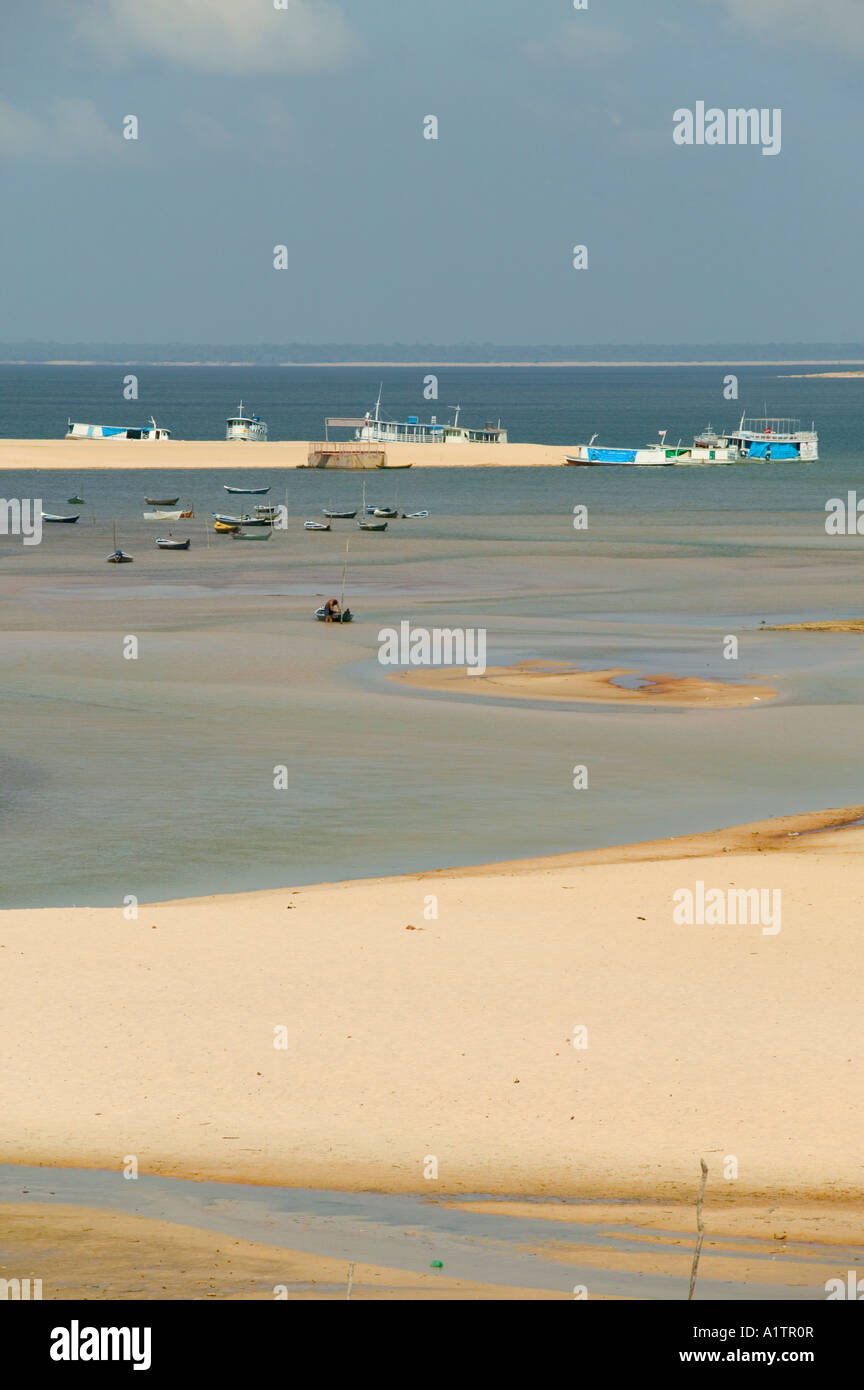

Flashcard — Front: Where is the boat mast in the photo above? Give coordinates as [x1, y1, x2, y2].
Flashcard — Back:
[340, 539, 350, 611]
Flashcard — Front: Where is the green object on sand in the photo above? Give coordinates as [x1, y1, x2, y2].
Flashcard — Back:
[430, 1260, 443, 1269]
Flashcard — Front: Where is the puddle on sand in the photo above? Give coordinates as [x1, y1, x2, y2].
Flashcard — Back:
[0, 1165, 836, 1301]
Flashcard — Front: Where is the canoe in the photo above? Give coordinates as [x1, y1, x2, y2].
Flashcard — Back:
[231, 528, 272, 540]
[144, 496, 179, 506]
[322, 509, 357, 519]
[224, 485, 271, 495]
[357, 518, 387, 531]
[376, 462, 413, 469]
[106, 549, 133, 563]
[214, 520, 240, 532]
[305, 520, 331, 531]
[315, 605, 353, 622]
[42, 512, 80, 523]
[155, 537, 191, 550]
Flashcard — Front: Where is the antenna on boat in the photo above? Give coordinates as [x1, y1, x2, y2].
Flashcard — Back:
[340, 539, 350, 611]
[374, 383, 383, 424]
[589, 432, 598, 447]
[448, 404, 461, 428]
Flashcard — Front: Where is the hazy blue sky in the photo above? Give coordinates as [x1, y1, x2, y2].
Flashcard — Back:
[0, 0, 861, 344]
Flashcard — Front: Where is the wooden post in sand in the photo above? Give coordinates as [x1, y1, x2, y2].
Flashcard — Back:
[346, 1263, 355, 1301]
[687, 1158, 709, 1300]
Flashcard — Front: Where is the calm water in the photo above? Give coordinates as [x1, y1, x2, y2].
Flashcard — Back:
[0, 361, 850, 451]
[2, 366, 864, 908]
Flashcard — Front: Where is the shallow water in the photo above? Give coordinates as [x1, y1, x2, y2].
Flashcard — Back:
[2, 366, 864, 907]
[0, 1165, 843, 1300]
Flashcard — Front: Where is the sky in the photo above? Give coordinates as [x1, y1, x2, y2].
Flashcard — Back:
[0, 0, 861, 346]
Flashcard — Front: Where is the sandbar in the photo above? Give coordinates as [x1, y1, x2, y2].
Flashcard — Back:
[390, 659, 777, 707]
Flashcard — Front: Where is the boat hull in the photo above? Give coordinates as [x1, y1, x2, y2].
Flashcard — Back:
[565, 446, 673, 466]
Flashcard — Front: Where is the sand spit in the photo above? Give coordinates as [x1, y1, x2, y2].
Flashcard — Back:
[3, 806, 864, 1202]
[0, 439, 570, 470]
[391, 660, 777, 708]
[765, 620, 864, 633]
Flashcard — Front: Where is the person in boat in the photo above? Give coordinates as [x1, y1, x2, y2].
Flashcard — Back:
[323, 597, 341, 622]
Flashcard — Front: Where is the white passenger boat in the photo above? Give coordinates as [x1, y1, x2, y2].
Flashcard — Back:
[226, 402, 268, 441]
[694, 415, 818, 462]
[66, 416, 171, 440]
[327, 388, 507, 446]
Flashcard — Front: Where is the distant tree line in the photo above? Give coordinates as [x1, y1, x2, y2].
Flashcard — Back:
[1, 342, 863, 364]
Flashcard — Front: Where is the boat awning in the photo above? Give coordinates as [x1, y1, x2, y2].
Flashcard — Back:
[326, 418, 369, 427]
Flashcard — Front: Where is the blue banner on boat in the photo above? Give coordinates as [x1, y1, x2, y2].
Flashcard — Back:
[587, 447, 638, 463]
[747, 442, 799, 459]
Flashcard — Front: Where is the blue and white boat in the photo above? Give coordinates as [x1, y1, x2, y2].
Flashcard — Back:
[566, 432, 673, 466]
[695, 415, 818, 462]
[66, 415, 171, 440]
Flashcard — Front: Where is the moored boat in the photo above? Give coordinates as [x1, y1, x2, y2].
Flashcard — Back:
[107, 549, 133, 564]
[213, 520, 240, 533]
[42, 511, 80, 522]
[212, 512, 270, 527]
[322, 508, 357, 519]
[565, 432, 674, 466]
[305, 520, 331, 531]
[144, 495, 180, 506]
[67, 416, 171, 440]
[694, 414, 818, 462]
[225, 402, 268, 442]
[357, 517, 388, 531]
[144, 508, 193, 520]
[231, 528, 273, 540]
[224, 484, 271, 495]
[155, 537, 191, 550]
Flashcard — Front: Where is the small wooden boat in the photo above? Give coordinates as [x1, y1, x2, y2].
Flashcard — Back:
[231, 528, 272, 540]
[214, 520, 241, 533]
[401, 510, 429, 518]
[322, 509, 357, 519]
[212, 512, 269, 526]
[372, 507, 398, 518]
[376, 461, 413, 469]
[224, 484, 271, 495]
[143, 508, 192, 521]
[305, 520, 331, 531]
[107, 549, 133, 564]
[67, 494, 85, 506]
[357, 517, 387, 531]
[155, 536, 191, 550]
[315, 605, 353, 622]
[144, 496, 179, 506]
[42, 512, 80, 523]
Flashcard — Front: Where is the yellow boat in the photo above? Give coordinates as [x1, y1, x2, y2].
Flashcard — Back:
[213, 520, 240, 533]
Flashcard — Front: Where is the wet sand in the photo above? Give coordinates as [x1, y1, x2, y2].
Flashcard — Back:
[0, 1203, 567, 1300]
[391, 659, 777, 708]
